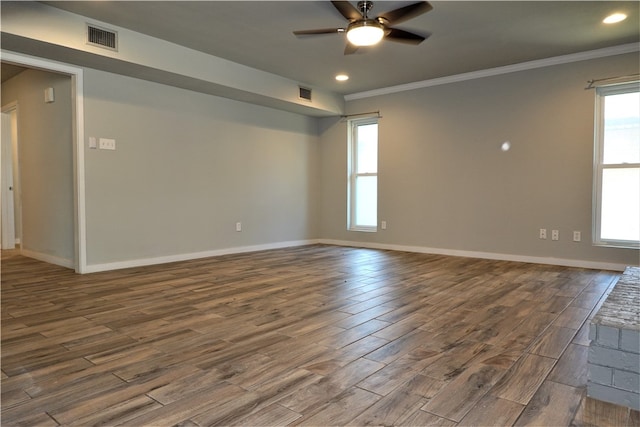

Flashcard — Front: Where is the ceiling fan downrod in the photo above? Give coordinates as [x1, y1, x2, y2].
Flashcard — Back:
[357, 1, 374, 19]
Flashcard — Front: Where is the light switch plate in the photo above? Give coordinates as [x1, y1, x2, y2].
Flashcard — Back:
[44, 87, 55, 103]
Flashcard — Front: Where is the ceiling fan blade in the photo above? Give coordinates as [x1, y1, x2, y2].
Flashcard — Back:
[293, 28, 344, 36]
[331, 1, 362, 21]
[378, 1, 433, 25]
[344, 42, 359, 55]
[385, 28, 428, 45]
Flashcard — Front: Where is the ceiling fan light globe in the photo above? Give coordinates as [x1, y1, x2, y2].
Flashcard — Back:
[347, 20, 385, 46]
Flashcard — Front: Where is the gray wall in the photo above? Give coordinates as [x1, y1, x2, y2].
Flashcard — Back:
[3, 53, 637, 270]
[83, 69, 319, 265]
[319, 53, 639, 267]
[1, 69, 74, 263]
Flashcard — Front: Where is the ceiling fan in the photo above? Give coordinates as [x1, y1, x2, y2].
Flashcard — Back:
[293, 1, 433, 55]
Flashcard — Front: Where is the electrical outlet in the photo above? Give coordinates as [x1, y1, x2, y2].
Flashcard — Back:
[99, 138, 116, 150]
[539, 228, 547, 239]
[381, 220, 387, 230]
[235, 222, 242, 232]
[573, 231, 581, 242]
[552, 230, 559, 241]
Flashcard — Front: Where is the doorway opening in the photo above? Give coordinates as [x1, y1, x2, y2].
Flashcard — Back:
[1, 52, 86, 273]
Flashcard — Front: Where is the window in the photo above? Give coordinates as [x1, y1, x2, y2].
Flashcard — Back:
[593, 81, 640, 248]
[348, 118, 378, 231]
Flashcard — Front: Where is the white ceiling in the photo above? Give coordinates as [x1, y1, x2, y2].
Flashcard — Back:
[34, 1, 640, 95]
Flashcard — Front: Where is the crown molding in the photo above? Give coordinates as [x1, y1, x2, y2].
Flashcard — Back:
[345, 43, 640, 101]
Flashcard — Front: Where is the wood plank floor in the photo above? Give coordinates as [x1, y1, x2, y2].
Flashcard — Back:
[2, 245, 638, 426]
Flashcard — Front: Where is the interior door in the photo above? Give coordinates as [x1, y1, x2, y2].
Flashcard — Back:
[1, 111, 16, 249]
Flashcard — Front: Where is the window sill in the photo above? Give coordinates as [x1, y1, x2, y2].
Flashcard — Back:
[349, 227, 378, 233]
[593, 241, 640, 250]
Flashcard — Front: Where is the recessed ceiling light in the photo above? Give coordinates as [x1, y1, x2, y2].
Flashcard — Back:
[603, 13, 627, 24]
[335, 74, 349, 82]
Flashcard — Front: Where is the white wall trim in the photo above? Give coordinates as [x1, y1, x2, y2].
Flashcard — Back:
[319, 239, 631, 272]
[1, 50, 87, 273]
[21, 249, 74, 269]
[83, 239, 321, 273]
[63, 236, 631, 273]
[345, 43, 640, 101]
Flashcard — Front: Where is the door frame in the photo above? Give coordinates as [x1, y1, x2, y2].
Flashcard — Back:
[2, 50, 87, 273]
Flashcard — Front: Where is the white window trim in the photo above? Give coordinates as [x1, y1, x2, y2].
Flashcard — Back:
[592, 81, 640, 249]
[348, 117, 378, 232]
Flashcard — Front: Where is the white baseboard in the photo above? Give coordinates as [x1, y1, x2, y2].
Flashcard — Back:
[21, 249, 74, 269]
[0, 238, 20, 250]
[83, 239, 321, 273]
[80, 238, 630, 274]
[318, 239, 630, 272]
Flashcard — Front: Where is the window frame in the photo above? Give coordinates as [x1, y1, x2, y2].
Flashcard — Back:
[347, 117, 378, 232]
[592, 81, 640, 249]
